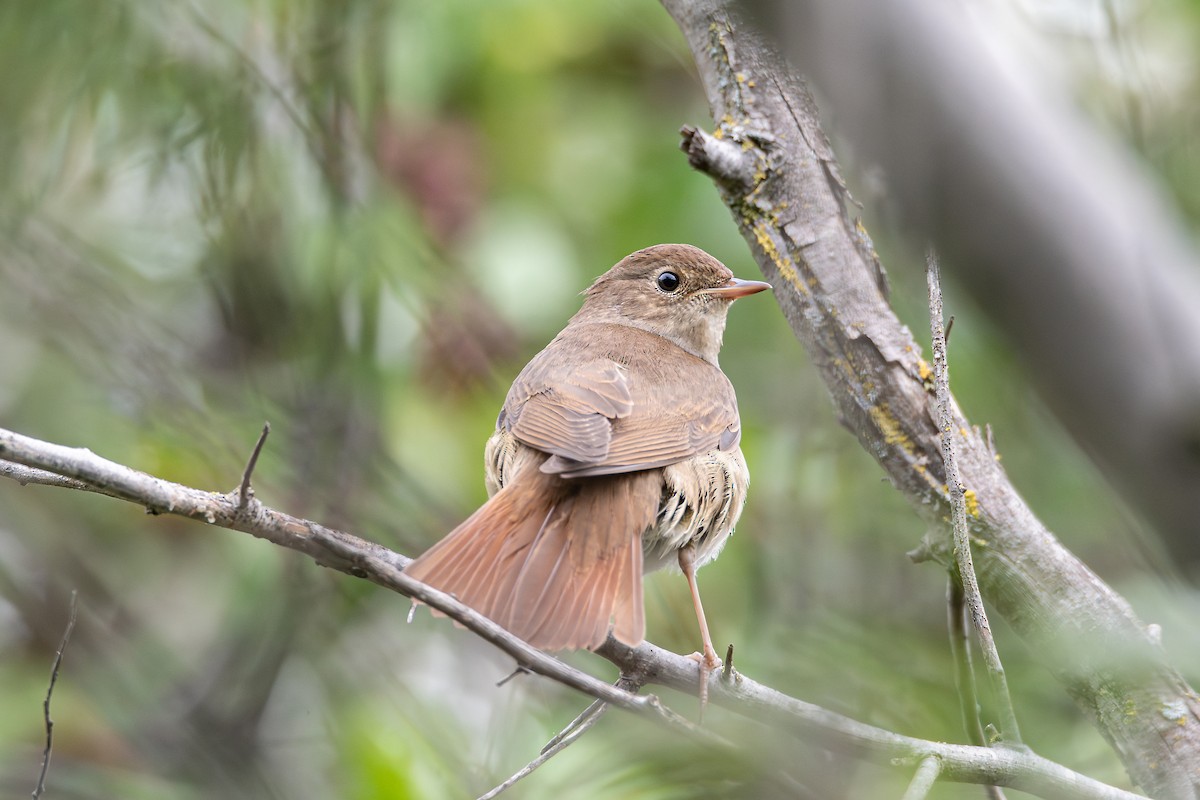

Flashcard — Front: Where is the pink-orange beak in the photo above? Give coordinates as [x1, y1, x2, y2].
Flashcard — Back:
[700, 277, 773, 299]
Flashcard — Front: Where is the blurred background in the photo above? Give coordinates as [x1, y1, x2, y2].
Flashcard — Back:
[1, 1, 1198, 798]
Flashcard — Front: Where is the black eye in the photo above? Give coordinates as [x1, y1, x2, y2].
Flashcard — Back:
[656, 271, 680, 292]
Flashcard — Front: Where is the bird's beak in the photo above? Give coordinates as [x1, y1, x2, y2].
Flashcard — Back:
[701, 277, 773, 299]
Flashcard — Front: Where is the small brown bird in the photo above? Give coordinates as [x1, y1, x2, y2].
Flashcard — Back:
[406, 244, 769, 695]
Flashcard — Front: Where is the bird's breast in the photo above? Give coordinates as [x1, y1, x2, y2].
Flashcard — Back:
[642, 447, 749, 574]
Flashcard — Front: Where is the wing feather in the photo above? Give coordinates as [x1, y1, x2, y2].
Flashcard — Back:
[501, 323, 740, 478]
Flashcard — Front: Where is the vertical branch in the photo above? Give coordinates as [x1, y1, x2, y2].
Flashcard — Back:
[947, 576, 986, 745]
[32, 590, 79, 800]
[949, 578, 1011, 800]
[926, 251, 1022, 747]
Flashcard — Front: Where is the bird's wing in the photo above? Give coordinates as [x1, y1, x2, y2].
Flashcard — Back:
[502, 358, 634, 464]
[558, 399, 740, 478]
[502, 341, 740, 479]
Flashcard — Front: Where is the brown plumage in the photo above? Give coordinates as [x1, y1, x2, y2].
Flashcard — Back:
[406, 243, 769, 684]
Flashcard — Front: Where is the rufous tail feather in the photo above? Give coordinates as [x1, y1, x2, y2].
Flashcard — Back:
[405, 468, 660, 651]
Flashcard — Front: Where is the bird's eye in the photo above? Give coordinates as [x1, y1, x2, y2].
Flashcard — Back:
[656, 271, 680, 292]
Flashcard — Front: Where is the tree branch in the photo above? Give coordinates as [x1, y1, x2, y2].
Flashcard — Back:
[661, 1, 1200, 797]
[744, 0, 1200, 570]
[0, 427, 1143, 800]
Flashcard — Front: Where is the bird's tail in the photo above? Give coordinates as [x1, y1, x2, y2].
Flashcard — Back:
[404, 467, 660, 651]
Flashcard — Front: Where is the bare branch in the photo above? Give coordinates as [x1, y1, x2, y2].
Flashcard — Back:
[746, 0, 1200, 567]
[927, 251, 1021, 747]
[0, 425, 1145, 800]
[33, 590, 78, 800]
[0, 427, 715, 746]
[947, 578, 984, 746]
[2, 460, 98, 493]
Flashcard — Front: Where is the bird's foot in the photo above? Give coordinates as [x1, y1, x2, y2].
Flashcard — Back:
[686, 645, 723, 718]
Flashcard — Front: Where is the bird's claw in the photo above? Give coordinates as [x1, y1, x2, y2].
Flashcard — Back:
[686, 646, 723, 716]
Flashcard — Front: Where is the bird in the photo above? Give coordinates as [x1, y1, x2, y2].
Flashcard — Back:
[405, 243, 770, 700]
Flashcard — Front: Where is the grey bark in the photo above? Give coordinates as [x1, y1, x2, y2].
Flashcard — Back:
[662, 1, 1200, 797]
[744, 0, 1200, 571]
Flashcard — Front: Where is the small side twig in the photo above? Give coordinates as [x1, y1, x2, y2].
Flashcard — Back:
[238, 422, 270, 509]
[33, 590, 79, 800]
[477, 699, 611, 800]
[1, 461, 93, 492]
[927, 249, 1022, 748]
[496, 665, 532, 687]
[900, 755, 942, 800]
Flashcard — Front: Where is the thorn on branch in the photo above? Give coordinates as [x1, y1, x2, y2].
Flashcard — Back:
[33, 590, 78, 800]
[238, 422, 271, 510]
[679, 125, 758, 191]
[723, 643, 735, 680]
[497, 665, 532, 687]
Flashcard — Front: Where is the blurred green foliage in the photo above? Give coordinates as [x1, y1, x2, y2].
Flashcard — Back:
[1, 1, 1198, 798]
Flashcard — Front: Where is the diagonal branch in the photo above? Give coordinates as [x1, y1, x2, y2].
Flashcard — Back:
[0, 426, 1143, 800]
[477, 698, 611, 800]
[661, 1, 1200, 797]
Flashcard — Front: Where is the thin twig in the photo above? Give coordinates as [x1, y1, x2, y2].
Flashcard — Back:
[238, 422, 270, 509]
[949, 579, 1011, 800]
[927, 249, 1022, 747]
[33, 590, 78, 800]
[947, 576, 985, 746]
[900, 756, 942, 800]
[477, 699, 611, 800]
[542, 697, 609, 754]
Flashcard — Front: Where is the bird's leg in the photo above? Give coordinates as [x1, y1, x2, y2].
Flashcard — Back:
[678, 543, 721, 713]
